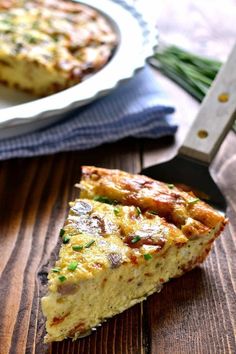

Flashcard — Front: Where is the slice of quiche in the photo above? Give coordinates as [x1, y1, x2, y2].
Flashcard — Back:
[41, 166, 227, 342]
[0, 0, 116, 96]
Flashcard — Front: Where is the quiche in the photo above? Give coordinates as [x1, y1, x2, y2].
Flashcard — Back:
[41, 166, 227, 342]
[0, 0, 117, 96]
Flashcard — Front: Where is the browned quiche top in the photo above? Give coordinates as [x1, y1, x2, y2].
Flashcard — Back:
[79, 166, 227, 237]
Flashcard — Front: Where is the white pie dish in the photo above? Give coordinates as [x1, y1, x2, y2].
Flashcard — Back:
[0, 0, 157, 139]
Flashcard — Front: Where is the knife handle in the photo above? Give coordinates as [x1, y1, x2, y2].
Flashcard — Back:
[179, 43, 236, 165]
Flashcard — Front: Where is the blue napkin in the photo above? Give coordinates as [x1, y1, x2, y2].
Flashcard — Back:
[0, 66, 177, 160]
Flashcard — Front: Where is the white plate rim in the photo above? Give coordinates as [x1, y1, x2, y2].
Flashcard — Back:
[0, 0, 157, 128]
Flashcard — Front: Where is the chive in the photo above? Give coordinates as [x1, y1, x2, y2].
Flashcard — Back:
[188, 198, 200, 205]
[52, 34, 59, 42]
[233, 120, 236, 132]
[58, 275, 67, 282]
[151, 45, 222, 103]
[24, 33, 38, 44]
[59, 229, 65, 237]
[72, 245, 83, 251]
[167, 184, 174, 189]
[149, 210, 158, 215]
[93, 196, 114, 204]
[52, 267, 60, 273]
[85, 240, 95, 248]
[144, 253, 153, 261]
[67, 261, 78, 271]
[131, 235, 141, 244]
[114, 207, 120, 216]
[62, 235, 70, 244]
[136, 207, 141, 216]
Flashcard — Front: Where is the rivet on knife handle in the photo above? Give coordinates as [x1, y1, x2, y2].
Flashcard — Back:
[179, 43, 236, 165]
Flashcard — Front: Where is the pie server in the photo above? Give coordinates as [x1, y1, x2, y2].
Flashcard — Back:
[141, 43, 236, 214]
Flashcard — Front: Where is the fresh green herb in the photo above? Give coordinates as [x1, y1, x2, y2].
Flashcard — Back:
[85, 240, 95, 248]
[52, 267, 60, 273]
[188, 198, 200, 205]
[1, 18, 11, 25]
[58, 275, 67, 282]
[150, 44, 236, 132]
[114, 207, 120, 216]
[67, 261, 78, 271]
[167, 184, 174, 189]
[149, 210, 158, 215]
[131, 235, 141, 244]
[52, 34, 59, 42]
[93, 195, 114, 204]
[59, 229, 65, 237]
[136, 207, 141, 216]
[233, 120, 236, 132]
[72, 245, 83, 251]
[62, 235, 70, 244]
[151, 45, 221, 102]
[24, 33, 38, 44]
[144, 253, 153, 261]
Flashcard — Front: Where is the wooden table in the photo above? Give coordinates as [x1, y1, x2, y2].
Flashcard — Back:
[1, 2, 236, 352]
[0, 68, 235, 354]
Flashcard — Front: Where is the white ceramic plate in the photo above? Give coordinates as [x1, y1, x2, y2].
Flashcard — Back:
[0, 0, 156, 139]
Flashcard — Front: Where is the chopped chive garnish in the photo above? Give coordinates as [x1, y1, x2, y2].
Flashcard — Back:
[72, 245, 83, 251]
[144, 253, 152, 261]
[58, 275, 67, 282]
[114, 207, 120, 216]
[131, 235, 141, 244]
[52, 267, 60, 273]
[62, 235, 70, 244]
[188, 198, 200, 205]
[85, 240, 95, 248]
[67, 261, 78, 271]
[24, 33, 38, 44]
[59, 229, 65, 237]
[93, 196, 114, 204]
[136, 207, 141, 216]
[149, 210, 158, 215]
[167, 184, 174, 189]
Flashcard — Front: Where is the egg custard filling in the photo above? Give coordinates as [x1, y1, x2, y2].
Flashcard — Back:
[0, 0, 117, 96]
[41, 166, 227, 342]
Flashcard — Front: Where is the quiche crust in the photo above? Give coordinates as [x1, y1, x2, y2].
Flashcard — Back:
[0, 0, 117, 96]
[41, 167, 227, 342]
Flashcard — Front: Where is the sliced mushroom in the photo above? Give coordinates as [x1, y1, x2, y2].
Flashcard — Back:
[71, 200, 93, 214]
[107, 252, 122, 269]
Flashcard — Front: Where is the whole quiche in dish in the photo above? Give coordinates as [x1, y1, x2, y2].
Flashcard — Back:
[0, 0, 117, 96]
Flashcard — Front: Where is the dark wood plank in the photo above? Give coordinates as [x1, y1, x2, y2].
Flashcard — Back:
[0, 141, 143, 354]
[141, 134, 236, 353]
[144, 6, 236, 351]
[1, 75, 235, 354]
[142, 68, 236, 353]
[1, 1, 236, 352]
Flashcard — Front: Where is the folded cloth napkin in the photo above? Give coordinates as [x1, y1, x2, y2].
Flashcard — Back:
[0, 66, 177, 160]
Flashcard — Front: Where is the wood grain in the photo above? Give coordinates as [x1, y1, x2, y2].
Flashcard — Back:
[141, 74, 236, 354]
[0, 142, 144, 354]
[0, 1, 236, 351]
[0, 128, 235, 354]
